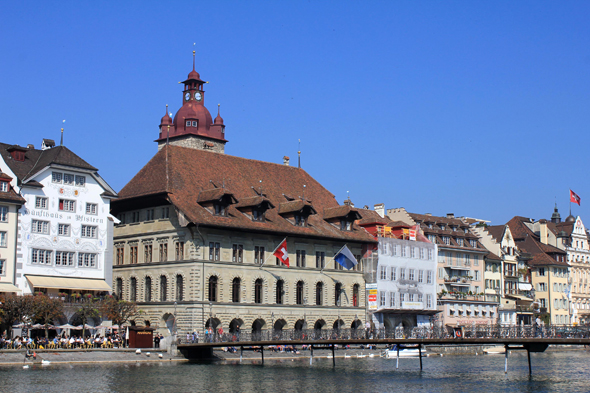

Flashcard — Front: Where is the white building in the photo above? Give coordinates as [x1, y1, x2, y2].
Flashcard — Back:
[373, 236, 438, 329]
[0, 140, 116, 295]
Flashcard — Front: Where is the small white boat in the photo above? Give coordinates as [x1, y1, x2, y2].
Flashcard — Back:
[368, 353, 375, 358]
[344, 354, 351, 358]
[483, 346, 506, 354]
[41, 360, 51, 366]
[356, 354, 366, 358]
[384, 345, 424, 358]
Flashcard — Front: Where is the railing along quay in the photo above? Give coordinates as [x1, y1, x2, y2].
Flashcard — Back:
[177, 325, 590, 375]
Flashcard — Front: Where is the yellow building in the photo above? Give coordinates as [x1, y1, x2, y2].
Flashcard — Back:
[507, 217, 569, 324]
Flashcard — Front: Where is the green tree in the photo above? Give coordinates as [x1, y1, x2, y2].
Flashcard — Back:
[100, 298, 139, 327]
[32, 294, 64, 338]
[0, 294, 35, 336]
[74, 299, 100, 338]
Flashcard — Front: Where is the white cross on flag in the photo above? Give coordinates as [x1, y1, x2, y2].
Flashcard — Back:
[273, 238, 290, 267]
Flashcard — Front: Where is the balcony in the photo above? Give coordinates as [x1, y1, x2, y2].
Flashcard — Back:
[444, 276, 472, 286]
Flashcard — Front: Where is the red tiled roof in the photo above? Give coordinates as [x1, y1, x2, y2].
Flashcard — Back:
[505, 216, 568, 267]
[115, 146, 376, 243]
[485, 252, 502, 261]
[323, 205, 361, 220]
[485, 225, 505, 243]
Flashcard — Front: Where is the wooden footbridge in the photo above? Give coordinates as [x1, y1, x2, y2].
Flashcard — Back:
[177, 326, 590, 375]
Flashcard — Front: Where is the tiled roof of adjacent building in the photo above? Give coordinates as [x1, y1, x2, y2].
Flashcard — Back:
[505, 216, 568, 267]
[0, 143, 97, 182]
[114, 145, 376, 243]
[484, 225, 506, 243]
[408, 213, 486, 252]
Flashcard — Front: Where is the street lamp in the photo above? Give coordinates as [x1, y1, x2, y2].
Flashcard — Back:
[271, 312, 274, 338]
[303, 297, 308, 329]
[173, 301, 178, 340]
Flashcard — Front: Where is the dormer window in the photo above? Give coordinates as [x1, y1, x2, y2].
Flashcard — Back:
[340, 219, 352, 231]
[323, 205, 361, 232]
[235, 196, 275, 222]
[186, 120, 198, 128]
[279, 200, 316, 228]
[7, 146, 26, 162]
[0, 182, 7, 192]
[295, 214, 306, 226]
[198, 188, 238, 217]
[214, 202, 227, 216]
[253, 208, 264, 222]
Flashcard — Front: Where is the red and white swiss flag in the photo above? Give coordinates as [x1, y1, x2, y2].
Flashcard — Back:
[571, 190, 581, 206]
[273, 238, 289, 267]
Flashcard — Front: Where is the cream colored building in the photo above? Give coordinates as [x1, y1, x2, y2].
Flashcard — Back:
[548, 212, 590, 324]
[474, 225, 534, 325]
[507, 216, 570, 325]
[111, 63, 373, 338]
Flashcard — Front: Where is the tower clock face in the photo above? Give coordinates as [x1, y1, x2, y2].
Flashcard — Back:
[195, 92, 202, 101]
[185, 93, 190, 101]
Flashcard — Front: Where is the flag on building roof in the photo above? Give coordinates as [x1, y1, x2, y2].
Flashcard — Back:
[334, 245, 358, 270]
[272, 238, 289, 267]
[571, 189, 581, 206]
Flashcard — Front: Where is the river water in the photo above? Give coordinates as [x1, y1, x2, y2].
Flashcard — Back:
[1, 350, 588, 392]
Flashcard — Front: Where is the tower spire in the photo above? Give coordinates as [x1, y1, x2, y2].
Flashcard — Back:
[193, 42, 196, 71]
[298, 139, 301, 168]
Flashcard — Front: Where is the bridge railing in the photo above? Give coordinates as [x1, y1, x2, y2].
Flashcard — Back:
[178, 324, 590, 345]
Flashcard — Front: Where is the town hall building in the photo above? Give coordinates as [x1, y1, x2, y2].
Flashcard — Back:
[111, 58, 375, 338]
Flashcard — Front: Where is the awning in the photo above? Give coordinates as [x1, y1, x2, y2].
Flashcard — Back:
[518, 283, 532, 291]
[506, 294, 534, 301]
[0, 282, 22, 292]
[25, 275, 111, 291]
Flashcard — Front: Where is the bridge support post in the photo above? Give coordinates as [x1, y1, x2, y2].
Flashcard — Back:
[310, 347, 313, 366]
[504, 344, 508, 374]
[396, 346, 400, 369]
[240, 346, 243, 363]
[261, 346, 264, 365]
[527, 348, 532, 376]
[419, 345, 423, 371]
[332, 345, 336, 367]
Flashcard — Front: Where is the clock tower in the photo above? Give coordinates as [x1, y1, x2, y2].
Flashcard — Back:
[156, 52, 227, 153]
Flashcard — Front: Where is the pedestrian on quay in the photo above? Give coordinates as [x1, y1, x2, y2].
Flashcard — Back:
[236, 325, 240, 342]
[218, 326, 224, 342]
[154, 334, 160, 348]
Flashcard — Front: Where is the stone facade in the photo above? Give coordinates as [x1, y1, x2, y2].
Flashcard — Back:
[157, 134, 225, 153]
[112, 204, 366, 336]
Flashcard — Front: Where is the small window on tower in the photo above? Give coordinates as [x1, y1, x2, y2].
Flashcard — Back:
[186, 121, 191, 127]
[192, 121, 197, 127]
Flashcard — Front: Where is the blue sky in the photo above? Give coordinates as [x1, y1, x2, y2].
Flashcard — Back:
[2, 1, 590, 225]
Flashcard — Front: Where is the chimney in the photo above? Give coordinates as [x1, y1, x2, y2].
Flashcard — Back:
[283, 156, 290, 166]
[447, 213, 455, 219]
[539, 219, 548, 245]
[27, 144, 34, 149]
[344, 199, 354, 207]
[425, 213, 432, 216]
[374, 203, 385, 218]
